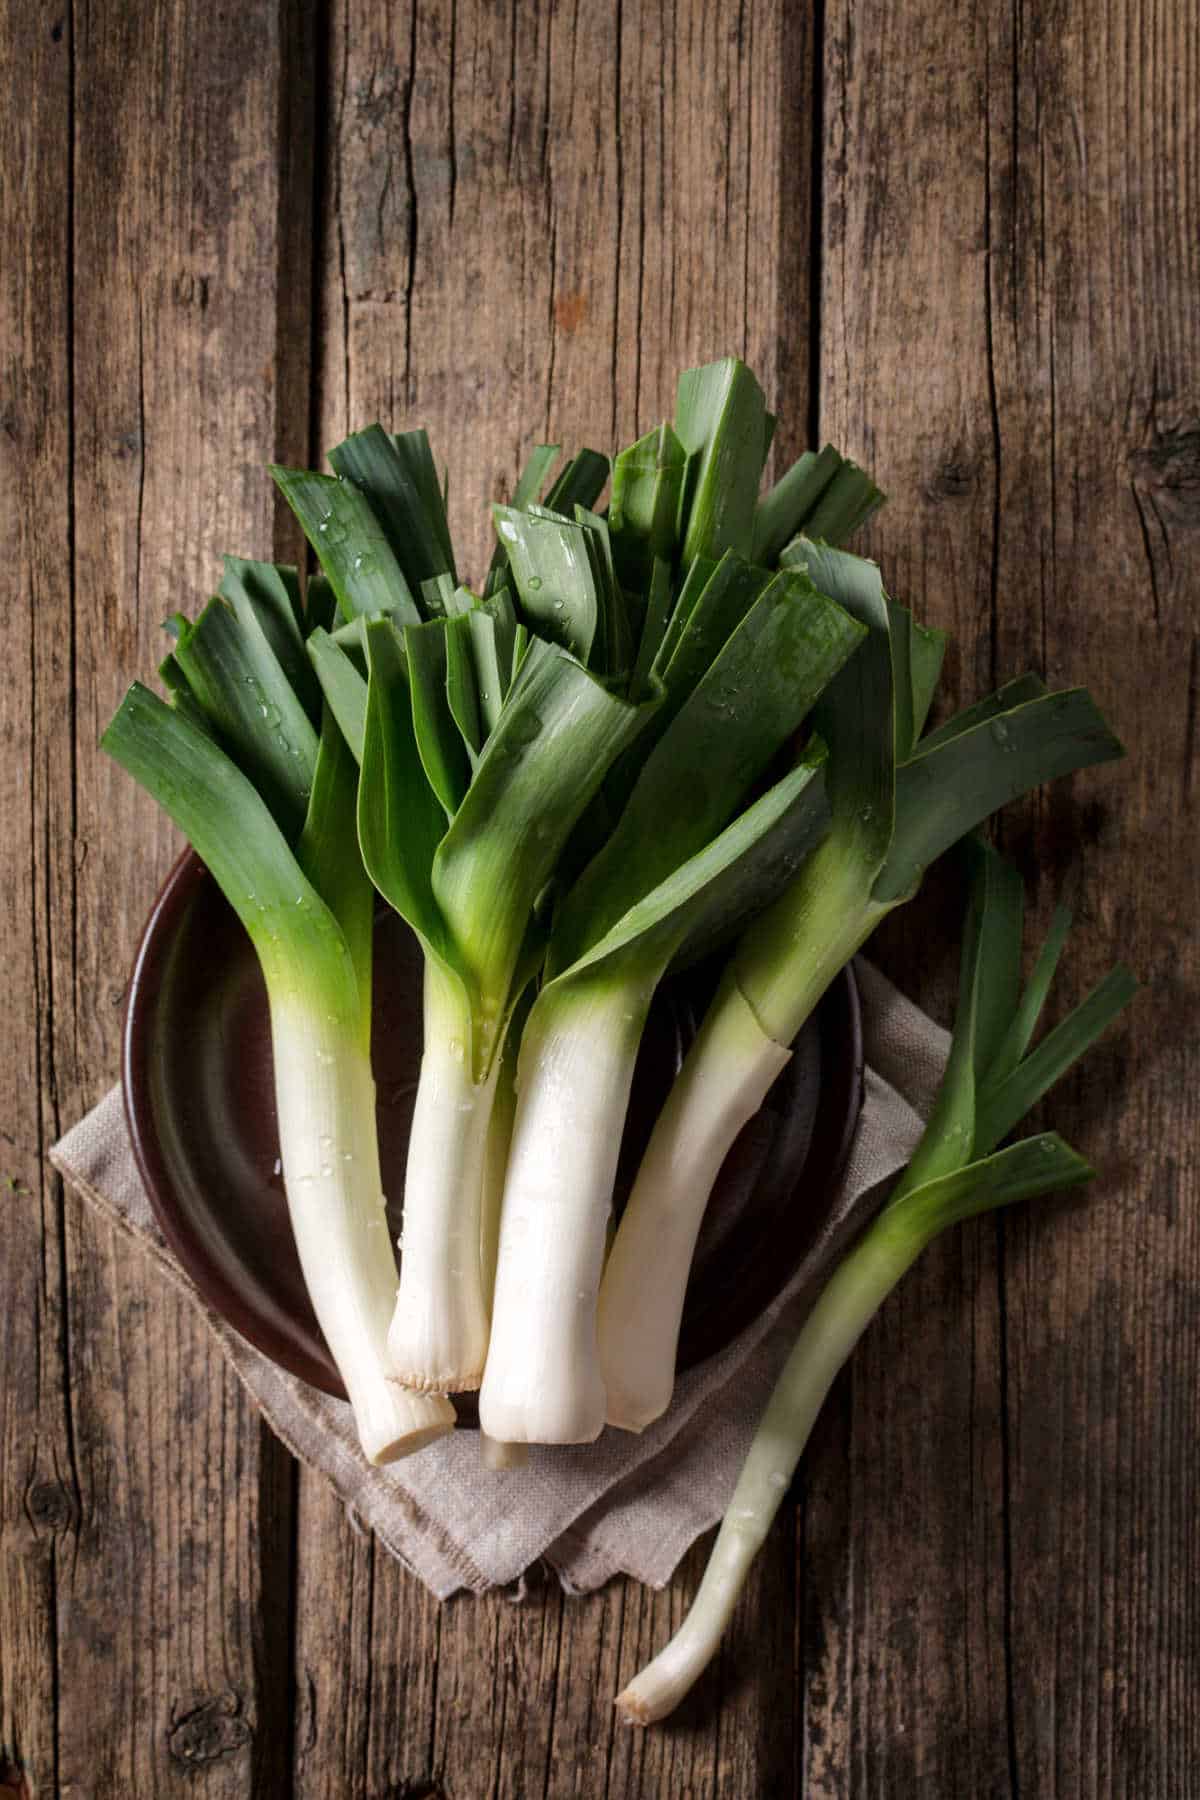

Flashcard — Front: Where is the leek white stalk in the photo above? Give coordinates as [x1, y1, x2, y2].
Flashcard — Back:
[597, 980, 790, 1431]
[387, 964, 499, 1390]
[352, 613, 654, 1396]
[479, 976, 651, 1443]
[616, 1205, 920, 1724]
[269, 983, 455, 1459]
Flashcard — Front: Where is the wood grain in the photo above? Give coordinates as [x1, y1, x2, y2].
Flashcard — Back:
[817, 0, 1200, 1793]
[1, 0, 314, 1793]
[1, 2, 74, 1796]
[3, 0, 1197, 1792]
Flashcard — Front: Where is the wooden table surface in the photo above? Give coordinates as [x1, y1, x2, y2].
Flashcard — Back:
[3, 0, 1196, 1794]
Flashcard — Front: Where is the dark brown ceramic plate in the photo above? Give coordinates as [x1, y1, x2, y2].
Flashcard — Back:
[124, 851, 863, 1411]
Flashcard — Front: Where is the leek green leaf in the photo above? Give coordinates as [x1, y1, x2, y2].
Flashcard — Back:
[329, 424, 453, 594]
[909, 618, 948, 739]
[984, 903, 1073, 1087]
[879, 688, 1126, 904]
[552, 568, 866, 967]
[101, 684, 356, 1016]
[675, 358, 769, 566]
[629, 557, 674, 701]
[882, 1134, 1095, 1246]
[491, 503, 600, 664]
[307, 627, 368, 766]
[406, 620, 471, 818]
[358, 617, 450, 960]
[444, 612, 483, 761]
[219, 557, 319, 724]
[295, 705, 376, 1049]
[915, 672, 1048, 755]
[653, 553, 718, 677]
[390, 426, 457, 578]
[172, 593, 318, 837]
[803, 460, 884, 544]
[482, 444, 563, 599]
[751, 445, 841, 564]
[271, 465, 420, 625]
[432, 648, 652, 1071]
[973, 965, 1138, 1156]
[610, 422, 686, 588]
[544, 447, 608, 517]
[550, 745, 830, 990]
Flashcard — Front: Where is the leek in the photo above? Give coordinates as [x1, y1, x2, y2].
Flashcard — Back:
[599, 542, 1125, 1432]
[277, 433, 660, 1392]
[103, 573, 454, 1464]
[277, 361, 877, 1402]
[478, 368, 877, 1444]
[615, 838, 1135, 1724]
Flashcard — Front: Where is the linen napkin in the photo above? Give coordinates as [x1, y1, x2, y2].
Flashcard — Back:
[49, 959, 948, 1598]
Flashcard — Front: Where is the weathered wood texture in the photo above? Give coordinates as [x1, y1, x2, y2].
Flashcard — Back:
[2, 0, 312, 1794]
[816, 1, 1200, 1796]
[2, 0, 1195, 1794]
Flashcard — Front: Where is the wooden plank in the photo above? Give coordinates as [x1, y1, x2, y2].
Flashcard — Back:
[816, 0, 1199, 1791]
[296, 0, 812, 1792]
[982, 1, 1200, 1794]
[0, 2, 74, 1796]
[317, 0, 808, 579]
[811, 6, 1012, 1793]
[0, 0, 314, 1793]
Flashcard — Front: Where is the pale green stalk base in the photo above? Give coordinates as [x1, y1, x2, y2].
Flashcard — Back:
[615, 1217, 920, 1723]
[388, 965, 499, 1392]
[268, 986, 456, 1462]
[597, 981, 790, 1431]
[479, 978, 650, 1444]
[601, 868, 888, 1433]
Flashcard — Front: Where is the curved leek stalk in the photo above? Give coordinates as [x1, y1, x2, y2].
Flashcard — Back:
[599, 544, 1125, 1433]
[596, 979, 792, 1432]
[616, 1136, 1094, 1723]
[617, 840, 1134, 1723]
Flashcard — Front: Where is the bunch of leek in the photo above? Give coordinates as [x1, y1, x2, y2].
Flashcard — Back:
[268, 361, 878, 1411]
[103, 562, 455, 1464]
[270, 426, 654, 1393]
[597, 542, 1125, 1432]
[615, 837, 1136, 1724]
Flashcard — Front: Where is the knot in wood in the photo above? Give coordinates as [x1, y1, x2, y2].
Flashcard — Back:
[928, 456, 977, 500]
[167, 1693, 251, 1768]
[26, 1478, 74, 1534]
[1130, 426, 1200, 526]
